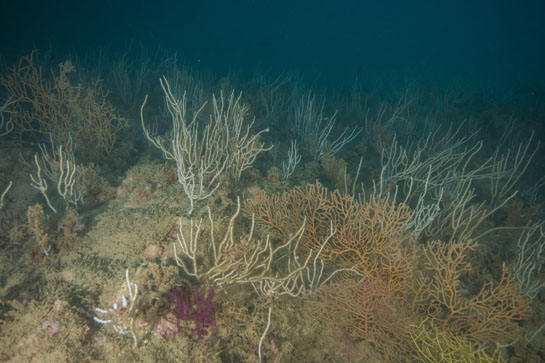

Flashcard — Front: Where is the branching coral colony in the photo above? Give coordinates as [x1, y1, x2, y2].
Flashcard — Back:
[141, 77, 271, 215]
[169, 285, 216, 340]
[0, 51, 127, 159]
[93, 269, 139, 348]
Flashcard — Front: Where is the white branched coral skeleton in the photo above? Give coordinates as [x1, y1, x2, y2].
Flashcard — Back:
[173, 196, 313, 290]
[93, 269, 139, 347]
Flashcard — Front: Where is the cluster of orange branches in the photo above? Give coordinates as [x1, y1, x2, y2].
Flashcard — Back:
[307, 277, 408, 358]
[245, 181, 530, 359]
[0, 51, 126, 159]
[245, 181, 415, 292]
[410, 239, 530, 345]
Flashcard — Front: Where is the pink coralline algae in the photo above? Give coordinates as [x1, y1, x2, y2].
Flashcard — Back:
[152, 318, 179, 338]
[169, 285, 217, 340]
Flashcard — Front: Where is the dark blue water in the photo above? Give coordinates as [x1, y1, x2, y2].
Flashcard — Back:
[2, 0, 544, 86]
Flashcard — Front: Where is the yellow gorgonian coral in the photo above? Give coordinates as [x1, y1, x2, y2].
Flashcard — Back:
[408, 318, 505, 363]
